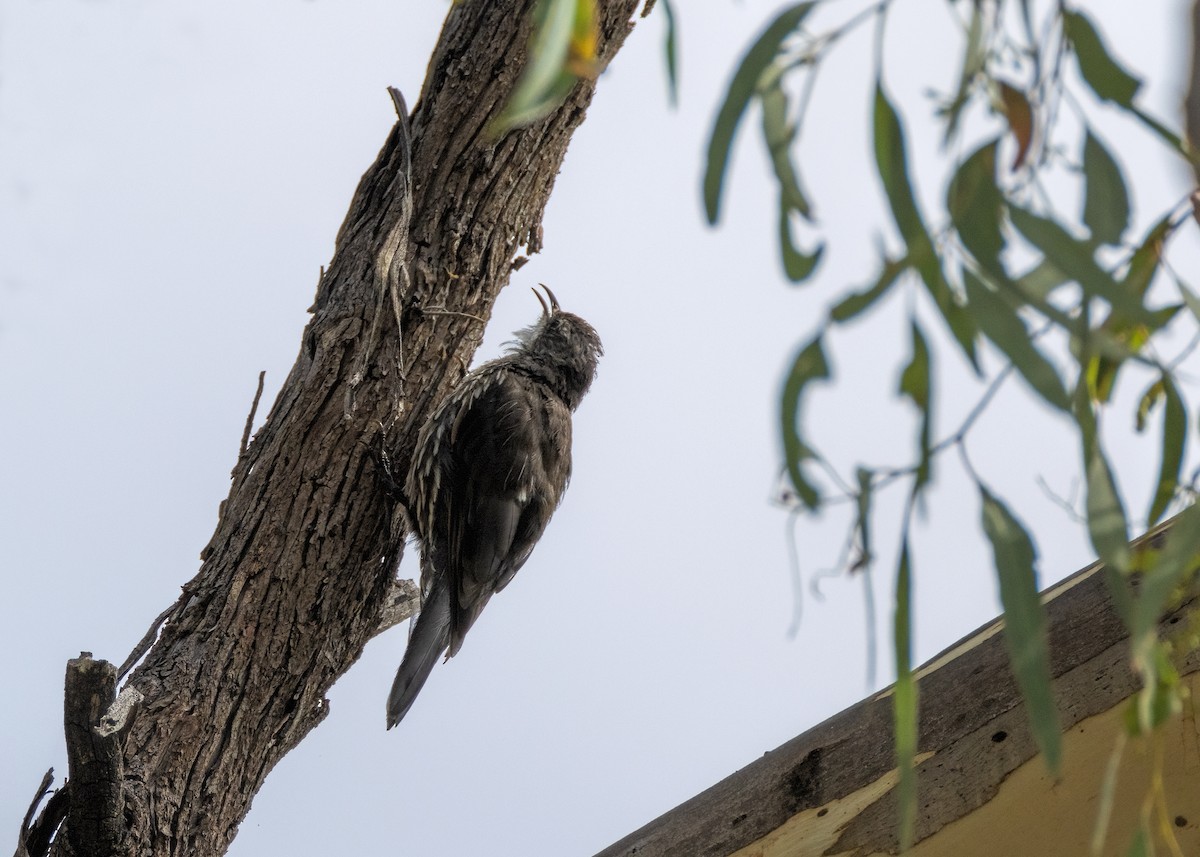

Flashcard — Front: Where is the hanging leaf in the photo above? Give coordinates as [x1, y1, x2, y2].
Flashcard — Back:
[1009, 206, 1153, 325]
[761, 66, 823, 282]
[1063, 11, 1141, 107]
[893, 537, 918, 852]
[491, 0, 598, 135]
[998, 82, 1034, 170]
[658, 0, 679, 107]
[1083, 440, 1132, 575]
[979, 486, 1062, 776]
[899, 319, 933, 491]
[937, 297, 981, 375]
[947, 139, 1005, 280]
[1014, 258, 1069, 303]
[874, 81, 928, 253]
[853, 467, 874, 572]
[761, 68, 812, 218]
[939, 1, 987, 146]
[1130, 501, 1200, 652]
[779, 207, 824, 282]
[1130, 641, 1182, 734]
[1084, 213, 1177, 399]
[567, 0, 599, 75]
[1087, 303, 1179, 404]
[1147, 375, 1185, 524]
[962, 270, 1069, 411]
[704, 2, 816, 223]
[1082, 131, 1130, 246]
[1130, 104, 1190, 159]
[1178, 277, 1200, 324]
[1122, 214, 1173, 299]
[875, 80, 979, 371]
[1134, 378, 1165, 434]
[780, 334, 830, 510]
[831, 255, 908, 323]
[1064, 11, 1188, 160]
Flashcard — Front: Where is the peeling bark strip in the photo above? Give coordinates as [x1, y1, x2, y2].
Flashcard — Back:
[16, 3, 642, 856]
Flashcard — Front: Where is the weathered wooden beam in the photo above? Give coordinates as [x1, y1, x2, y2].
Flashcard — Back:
[596, 522, 1200, 857]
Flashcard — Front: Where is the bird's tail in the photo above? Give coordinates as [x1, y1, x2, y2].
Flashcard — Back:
[386, 580, 451, 729]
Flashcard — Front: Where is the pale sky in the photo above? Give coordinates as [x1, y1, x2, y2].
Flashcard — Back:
[2, 2, 1196, 855]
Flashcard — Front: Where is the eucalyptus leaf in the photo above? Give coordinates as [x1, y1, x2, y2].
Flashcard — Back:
[1131, 501, 1200, 648]
[1083, 441, 1131, 575]
[1015, 258, 1069, 303]
[876, 80, 979, 371]
[854, 468, 873, 571]
[963, 270, 1069, 411]
[492, 0, 580, 135]
[778, 207, 824, 282]
[761, 71, 812, 218]
[998, 82, 1034, 169]
[1122, 215, 1173, 298]
[831, 256, 908, 323]
[780, 335, 830, 510]
[1063, 11, 1141, 107]
[899, 320, 933, 491]
[874, 81, 927, 251]
[940, 1, 987, 146]
[1082, 131, 1130, 246]
[1175, 277, 1200, 324]
[979, 486, 1062, 776]
[704, 2, 816, 223]
[659, 0, 679, 107]
[1131, 104, 1190, 159]
[1134, 378, 1165, 434]
[1146, 375, 1184, 524]
[1010, 206, 1153, 325]
[948, 139, 1005, 279]
[893, 537, 918, 852]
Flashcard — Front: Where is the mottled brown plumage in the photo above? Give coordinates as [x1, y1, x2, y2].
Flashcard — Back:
[386, 286, 602, 728]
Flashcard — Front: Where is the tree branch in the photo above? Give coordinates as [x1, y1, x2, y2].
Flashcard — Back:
[14, 769, 66, 857]
[27, 3, 643, 855]
[63, 656, 124, 857]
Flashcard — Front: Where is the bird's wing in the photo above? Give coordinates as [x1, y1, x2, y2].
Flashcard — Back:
[443, 373, 553, 650]
[493, 395, 571, 594]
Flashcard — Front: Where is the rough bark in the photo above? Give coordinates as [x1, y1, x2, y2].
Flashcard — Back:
[15, 2, 642, 855]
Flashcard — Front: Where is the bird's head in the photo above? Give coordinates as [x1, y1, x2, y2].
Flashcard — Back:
[510, 284, 603, 410]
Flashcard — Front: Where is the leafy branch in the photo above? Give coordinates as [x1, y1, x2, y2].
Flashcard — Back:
[709, 1, 1200, 853]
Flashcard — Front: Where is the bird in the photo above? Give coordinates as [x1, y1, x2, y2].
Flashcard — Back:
[386, 284, 602, 728]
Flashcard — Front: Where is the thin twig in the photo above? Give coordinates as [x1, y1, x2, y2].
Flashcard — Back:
[19, 769, 54, 843]
[956, 438, 982, 486]
[872, 361, 1017, 495]
[784, 508, 806, 637]
[20, 784, 69, 857]
[861, 555, 877, 690]
[423, 308, 488, 324]
[117, 600, 179, 681]
[239, 371, 266, 460]
[809, 515, 860, 600]
[1037, 474, 1086, 523]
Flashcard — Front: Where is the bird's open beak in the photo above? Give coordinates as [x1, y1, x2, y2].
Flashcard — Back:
[531, 283, 560, 317]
